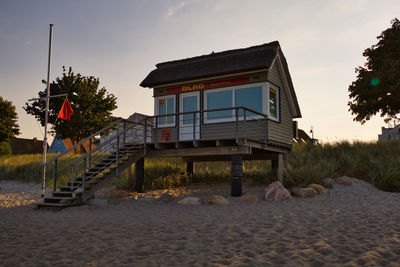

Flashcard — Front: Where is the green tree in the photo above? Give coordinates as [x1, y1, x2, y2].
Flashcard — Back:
[24, 67, 118, 146]
[348, 18, 400, 124]
[0, 97, 20, 155]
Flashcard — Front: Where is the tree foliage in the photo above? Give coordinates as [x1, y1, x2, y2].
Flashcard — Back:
[0, 96, 20, 142]
[348, 18, 400, 124]
[24, 67, 118, 145]
[0, 97, 20, 155]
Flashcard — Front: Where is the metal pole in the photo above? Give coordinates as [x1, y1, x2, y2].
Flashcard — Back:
[41, 24, 54, 198]
[264, 115, 267, 143]
[123, 121, 126, 145]
[53, 159, 58, 192]
[192, 112, 196, 146]
[235, 107, 239, 144]
[71, 166, 74, 190]
[144, 119, 147, 155]
[88, 138, 92, 168]
[243, 109, 247, 143]
[82, 159, 86, 193]
[155, 117, 158, 149]
[116, 130, 119, 176]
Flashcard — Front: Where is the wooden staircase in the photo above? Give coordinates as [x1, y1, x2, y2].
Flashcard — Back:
[36, 117, 151, 209]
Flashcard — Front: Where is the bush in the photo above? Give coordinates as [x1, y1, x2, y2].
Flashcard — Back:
[0, 141, 11, 155]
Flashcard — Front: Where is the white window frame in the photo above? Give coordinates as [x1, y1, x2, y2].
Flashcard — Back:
[204, 82, 268, 124]
[204, 87, 235, 123]
[266, 83, 280, 122]
[154, 95, 176, 128]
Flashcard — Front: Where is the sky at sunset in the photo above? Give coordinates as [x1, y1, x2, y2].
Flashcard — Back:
[1, 0, 399, 143]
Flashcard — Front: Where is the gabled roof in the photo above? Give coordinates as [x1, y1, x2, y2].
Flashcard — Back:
[140, 41, 280, 88]
[140, 41, 301, 118]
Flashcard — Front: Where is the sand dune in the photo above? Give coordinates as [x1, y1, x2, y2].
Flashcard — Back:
[1, 179, 400, 266]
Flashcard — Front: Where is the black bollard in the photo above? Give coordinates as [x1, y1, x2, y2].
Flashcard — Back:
[186, 161, 194, 176]
[231, 155, 243, 197]
[134, 157, 144, 193]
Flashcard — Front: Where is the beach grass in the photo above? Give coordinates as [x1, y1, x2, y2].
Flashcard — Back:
[284, 140, 400, 191]
[1, 140, 399, 192]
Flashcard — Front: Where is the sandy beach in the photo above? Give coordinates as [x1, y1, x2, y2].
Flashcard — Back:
[1, 179, 400, 266]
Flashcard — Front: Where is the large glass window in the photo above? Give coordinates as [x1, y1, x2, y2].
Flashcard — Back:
[158, 97, 175, 125]
[235, 86, 262, 117]
[206, 90, 233, 120]
[269, 88, 278, 118]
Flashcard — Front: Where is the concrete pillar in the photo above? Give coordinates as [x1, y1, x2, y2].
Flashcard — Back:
[134, 157, 144, 193]
[231, 155, 243, 197]
[186, 161, 194, 176]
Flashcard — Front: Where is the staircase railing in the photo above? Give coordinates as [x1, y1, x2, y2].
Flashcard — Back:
[44, 116, 151, 196]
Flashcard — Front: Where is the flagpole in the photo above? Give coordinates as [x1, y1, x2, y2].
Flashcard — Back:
[42, 24, 54, 198]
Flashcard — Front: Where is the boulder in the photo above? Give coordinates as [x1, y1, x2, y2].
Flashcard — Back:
[264, 181, 291, 201]
[208, 195, 229, 205]
[292, 188, 317, 198]
[240, 194, 259, 203]
[110, 189, 129, 198]
[308, 183, 327, 194]
[322, 178, 335, 188]
[178, 197, 202, 206]
[336, 176, 353, 186]
[159, 193, 175, 203]
[95, 186, 128, 199]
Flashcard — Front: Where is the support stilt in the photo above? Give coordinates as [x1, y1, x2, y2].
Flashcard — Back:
[231, 155, 243, 197]
[271, 154, 283, 183]
[186, 161, 194, 176]
[134, 158, 144, 193]
[278, 153, 283, 183]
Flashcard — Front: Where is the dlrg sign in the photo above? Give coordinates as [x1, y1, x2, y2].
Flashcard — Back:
[166, 77, 250, 94]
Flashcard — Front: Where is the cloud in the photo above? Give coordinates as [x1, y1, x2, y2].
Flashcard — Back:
[165, 1, 188, 19]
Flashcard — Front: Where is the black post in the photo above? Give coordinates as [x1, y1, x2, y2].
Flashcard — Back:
[271, 157, 278, 177]
[231, 155, 243, 197]
[134, 157, 145, 193]
[186, 161, 194, 176]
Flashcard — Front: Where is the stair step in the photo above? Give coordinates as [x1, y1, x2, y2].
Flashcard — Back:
[37, 202, 71, 208]
[44, 196, 74, 203]
[58, 186, 78, 192]
[52, 191, 73, 197]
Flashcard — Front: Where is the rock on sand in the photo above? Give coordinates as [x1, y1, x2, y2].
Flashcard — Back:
[208, 195, 229, 205]
[292, 188, 318, 198]
[264, 181, 291, 201]
[308, 183, 327, 194]
[322, 178, 335, 188]
[95, 186, 129, 199]
[336, 176, 353, 185]
[240, 194, 259, 203]
[178, 197, 202, 205]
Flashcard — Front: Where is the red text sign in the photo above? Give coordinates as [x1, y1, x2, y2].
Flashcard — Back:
[165, 77, 250, 94]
